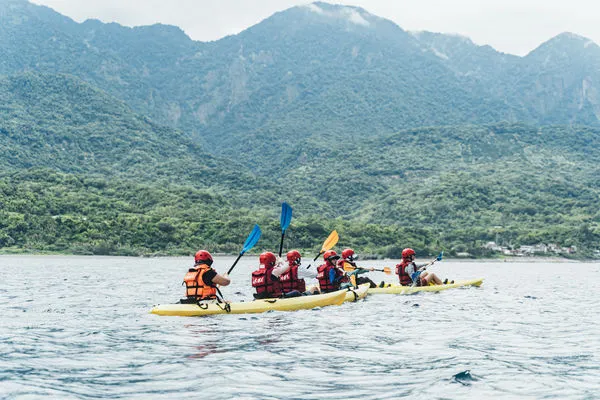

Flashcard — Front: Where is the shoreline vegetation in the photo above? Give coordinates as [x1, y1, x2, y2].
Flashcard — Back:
[2, 167, 598, 261]
[0, 248, 593, 262]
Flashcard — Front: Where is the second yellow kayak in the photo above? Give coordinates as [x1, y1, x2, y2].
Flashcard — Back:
[368, 278, 484, 295]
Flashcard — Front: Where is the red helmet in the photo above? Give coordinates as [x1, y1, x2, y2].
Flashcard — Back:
[259, 251, 277, 267]
[286, 250, 301, 265]
[194, 250, 213, 265]
[323, 250, 340, 262]
[401, 248, 416, 259]
[341, 248, 356, 261]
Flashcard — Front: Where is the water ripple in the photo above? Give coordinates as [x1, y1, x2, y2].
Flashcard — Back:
[1, 256, 599, 399]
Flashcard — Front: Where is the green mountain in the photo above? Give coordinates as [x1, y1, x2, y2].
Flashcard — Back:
[280, 123, 600, 250]
[2, 0, 600, 171]
[0, 72, 272, 195]
[1, 1, 600, 257]
[0, 72, 282, 255]
[411, 31, 520, 80]
[4, 122, 599, 257]
[510, 33, 600, 125]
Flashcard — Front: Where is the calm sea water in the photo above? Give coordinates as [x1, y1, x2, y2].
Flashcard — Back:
[1, 256, 599, 399]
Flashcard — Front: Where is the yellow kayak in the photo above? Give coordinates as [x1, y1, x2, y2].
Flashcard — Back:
[368, 278, 484, 295]
[305, 283, 370, 302]
[150, 289, 347, 316]
[344, 284, 370, 302]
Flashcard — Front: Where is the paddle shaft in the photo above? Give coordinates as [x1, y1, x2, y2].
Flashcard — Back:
[305, 230, 338, 269]
[410, 254, 442, 286]
[344, 262, 391, 274]
[414, 251, 443, 273]
[305, 251, 323, 269]
[227, 253, 243, 275]
[422, 255, 442, 270]
[278, 233, 285, 257]
[278, 203, 292, 257]
[225, 224, 262, 276]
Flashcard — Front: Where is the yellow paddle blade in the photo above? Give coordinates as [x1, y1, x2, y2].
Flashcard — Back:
[321, 230, 339, 252]
[382, 267, 392, 275]
[343, 261, 355, 272]
[350, 275, 357, 287]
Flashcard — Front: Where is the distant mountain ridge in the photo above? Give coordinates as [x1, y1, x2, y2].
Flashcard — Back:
[2, 0, 600, 173]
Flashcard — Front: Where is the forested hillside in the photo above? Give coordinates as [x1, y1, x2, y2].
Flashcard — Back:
[1, 0, 600, 257]
[0, 72, 276, 198]
[2, 0, 600, 171]
[0, 169, 420, 257]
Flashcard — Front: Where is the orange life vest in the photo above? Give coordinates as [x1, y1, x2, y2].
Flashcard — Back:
[280, 265, 306, 293]
[183, 264, 217, 300]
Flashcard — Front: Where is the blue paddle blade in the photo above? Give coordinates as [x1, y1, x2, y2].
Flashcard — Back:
[241, 224, 261, 255]
[280, 202, 292, 233]
[437, 251, 444, 261]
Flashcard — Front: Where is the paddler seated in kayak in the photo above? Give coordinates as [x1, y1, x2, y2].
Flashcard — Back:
[396, 248, 445, 286]
[251, 251, 291, 299]
[338, 248, 378, 288]
[317, 250, 355, 293]
[182, 250, 231, 302]
[279, 250, 321, 297]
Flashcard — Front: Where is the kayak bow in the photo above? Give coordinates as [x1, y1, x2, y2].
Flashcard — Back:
[344, 284, 370, 302]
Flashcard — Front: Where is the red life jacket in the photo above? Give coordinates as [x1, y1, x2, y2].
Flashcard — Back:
[396, 259, 415, 286]
[338, 259, 357, 282]
[183, 264, 217, 300]
[252, 266, 283, 298]
[280, 265, 306, 293]
[336, 261, 350, 284]
[317, 263, 344, 293]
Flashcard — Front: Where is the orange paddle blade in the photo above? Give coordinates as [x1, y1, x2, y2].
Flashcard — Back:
[343, 261, 355, 272]
[321, 230, 339, 252]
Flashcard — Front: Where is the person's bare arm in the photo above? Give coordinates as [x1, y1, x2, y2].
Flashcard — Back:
[272, 259, 291, 277]
[212, 273, 230, 286]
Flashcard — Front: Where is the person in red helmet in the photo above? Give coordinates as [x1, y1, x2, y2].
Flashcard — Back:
[183, 250, 230, 302]
[279, 250, 306, 293]
[251, 251, 291, 299]
[338, 248, 378, 288]
[317, 250, 349, 293]
[279, 250, 320, 296]
[396, 248, 443, 286]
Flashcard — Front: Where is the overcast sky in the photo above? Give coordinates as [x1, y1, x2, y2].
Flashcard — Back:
[31, 0, 600, 56]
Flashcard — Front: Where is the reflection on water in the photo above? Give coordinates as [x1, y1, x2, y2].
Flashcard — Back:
[0, 255, 599, 399]
[188, 343, 229, 360]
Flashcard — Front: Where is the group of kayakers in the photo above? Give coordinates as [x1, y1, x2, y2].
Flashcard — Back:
[182, 246, 449, 303]
[250, 250, 313, 299]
